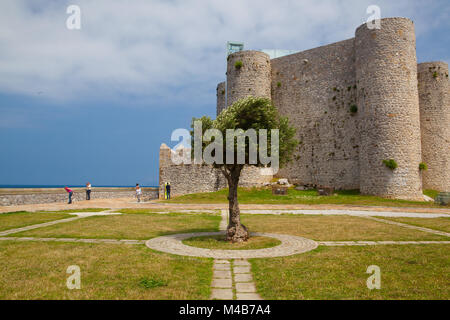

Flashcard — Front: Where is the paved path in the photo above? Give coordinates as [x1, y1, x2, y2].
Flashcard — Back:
[219, 210, 228, 231]
[0, 211, 122, 237]
[211, 259, 262, 300]
[0, 236, 144, 245]
[0, 217, 82, 236]
[240, 209, 449, 218]
[361, 216, 450, 237]
[319, 240, 450, 246]
[145, 231, 318, 259]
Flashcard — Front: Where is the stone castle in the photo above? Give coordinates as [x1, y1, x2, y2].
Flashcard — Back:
[160, 17, 449, 200]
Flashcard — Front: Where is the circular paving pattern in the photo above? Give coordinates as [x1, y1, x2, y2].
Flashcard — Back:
[145, 232, 318, 259]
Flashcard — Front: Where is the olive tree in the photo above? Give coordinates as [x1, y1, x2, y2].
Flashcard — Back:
[191, 97, 297, 242]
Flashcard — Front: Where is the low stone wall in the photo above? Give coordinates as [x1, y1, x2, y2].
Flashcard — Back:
[0, 187, 159, 206]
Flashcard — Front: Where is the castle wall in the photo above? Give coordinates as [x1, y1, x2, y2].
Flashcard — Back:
[161, 17, 448, 200]
[418, 62, 450, 191]
[159, 144, 272, 198]
[272, 39, 360, 189]
[216, 81, 226, 116]
[355, 18, 423, 200]
[226, 51, 271, 106]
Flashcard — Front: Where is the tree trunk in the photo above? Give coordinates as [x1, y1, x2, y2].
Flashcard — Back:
[225, 165, 249, 243]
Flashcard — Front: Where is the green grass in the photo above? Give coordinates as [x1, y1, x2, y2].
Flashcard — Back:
[0, 211, 73, 232]
[183, 235, 281, 250]
[12, 212, 221, 240]
[424, 189, 440, 199]
[40, 208, 109, 214]
[0, 241, 212, 299]
[251, 245, 450, 299]
[167, 187, 440, 208]
[241, 214, 447, 241]
[377, 217, 450, 233]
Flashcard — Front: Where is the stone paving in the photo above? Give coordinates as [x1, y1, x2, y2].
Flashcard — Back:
[211, 259, 262, 300]
[0, 211, 122, 237]
[240, 209, 450, 218]
[319, 240, 450, 246]
[361, 216, 450, 237]
[1, 207, 449, 301]
[145, 231, 318, 259]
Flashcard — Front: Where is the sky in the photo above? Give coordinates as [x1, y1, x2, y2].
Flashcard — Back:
[0, 0, 449, 186]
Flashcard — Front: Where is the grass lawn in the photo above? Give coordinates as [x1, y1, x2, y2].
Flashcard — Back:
[0, 211, 73, 232]
[377, 217, 450, 233]
[251, 245, 450, 300]
[241, 214, 447, 241]
[183, 235, 281, 250]
[11, 212, 221, 240]
[0, 241, 212, 299]
[167, 187, 442, 208]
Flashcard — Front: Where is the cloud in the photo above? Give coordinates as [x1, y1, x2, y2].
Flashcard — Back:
[0, 0, 448, 106]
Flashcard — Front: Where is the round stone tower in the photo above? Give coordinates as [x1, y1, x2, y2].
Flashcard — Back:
[226, 50, 271, 106]
[355, 17, 423, 200]
[216, 81, 226, 116]
[417, 62, 450, 192]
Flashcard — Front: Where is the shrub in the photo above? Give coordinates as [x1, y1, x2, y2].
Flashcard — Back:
[419, 162, 428, 171]
[350, 105, 358, 114]
[432, 71, 438, 78]
[277, 82, 282, 88]
[234, 60, 243, 69]
[382, 159, 398, 170]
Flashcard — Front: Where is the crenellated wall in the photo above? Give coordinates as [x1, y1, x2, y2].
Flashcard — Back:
[418, 62, 450, 191]
[163, 17, 449, 200]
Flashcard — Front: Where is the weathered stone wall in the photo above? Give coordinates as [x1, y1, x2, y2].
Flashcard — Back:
[355, 18, 423, 200]
[0, 188, 159, 206]
[418, 62, 450, 191]
[158, 144, 272, 198]
[216, 81, 226, 116]
[226, 51, 271, 106]
[161, 17, 448, 200]
[272, 39, 360, 189]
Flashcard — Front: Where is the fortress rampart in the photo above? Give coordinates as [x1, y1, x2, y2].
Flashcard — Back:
[160, 17, 449, 200]
[418, 62, 450, 191]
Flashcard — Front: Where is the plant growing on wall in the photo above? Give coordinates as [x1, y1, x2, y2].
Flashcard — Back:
[234, 60, 243, 69]
[419, 162, 428, 171]
[277, 82, 282, 88]
[383, 159, 398, 170]
[350, 105, 358, 114]
[190, 97, 298, 242]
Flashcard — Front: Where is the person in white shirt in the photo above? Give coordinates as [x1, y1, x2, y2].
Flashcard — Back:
[136, 183, 142, 203]
[86, 182, 92, 200]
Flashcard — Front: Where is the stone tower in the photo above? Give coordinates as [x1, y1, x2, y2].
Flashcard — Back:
[355, 18, 423, 200]
[418, 62, 450, 191]
[226, 50, 271, 106]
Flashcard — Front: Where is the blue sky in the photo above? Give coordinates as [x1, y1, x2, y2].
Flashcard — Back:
[0, 0, 449, 186]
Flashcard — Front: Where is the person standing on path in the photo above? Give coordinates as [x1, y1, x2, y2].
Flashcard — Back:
[136, 184, 142, 203]
[166, 182, 171, 200]
[64, 186, 74, 204]
[86, 182, 92, 200]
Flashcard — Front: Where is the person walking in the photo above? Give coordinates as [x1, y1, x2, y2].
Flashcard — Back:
[166, 182, 171, 200]
[136, 184, 142, 203]
[86, 182, 92, 200]
[64, 186, 74, 204]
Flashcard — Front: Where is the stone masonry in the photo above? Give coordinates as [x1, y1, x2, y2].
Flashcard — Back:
[160, 17, 449, 200]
